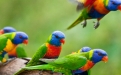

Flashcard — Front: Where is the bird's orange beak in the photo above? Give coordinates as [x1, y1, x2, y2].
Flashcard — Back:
[117, 5, 121, 11]
[23, 40, 28, 45]
[102, 56, 108, 63]
[0, 30, 4, 34]
[60, 39, 65, 44]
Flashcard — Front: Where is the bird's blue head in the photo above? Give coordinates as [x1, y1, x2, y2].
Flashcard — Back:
[90, 49, 108, 64]
[81, 46, 92, 52]
[48, 31, 65, 46]
[0, 27, 16, 34]
[106, 0, 121, 11]
[12, 32, 28, 45]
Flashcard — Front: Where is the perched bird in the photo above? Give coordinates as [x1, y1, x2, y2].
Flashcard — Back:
[73, 49, 108, 75]
[72, 46, 91, 75]
[26, 31, 65, 66]
[15, 49, 108, 75]
[0, 26, 16, 34]
[67, 0, 121, 29]
[0, 32, 28, 62]
[0, 27, 27, 58]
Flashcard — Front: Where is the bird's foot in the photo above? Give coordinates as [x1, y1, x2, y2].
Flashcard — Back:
[81, 20, 87, 28]
[93, 21, 100, 29]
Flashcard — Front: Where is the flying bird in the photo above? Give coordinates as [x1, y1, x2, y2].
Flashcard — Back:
[67, 0, 121, 29]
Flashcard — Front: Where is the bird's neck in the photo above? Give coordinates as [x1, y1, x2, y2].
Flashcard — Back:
[4, 32, 15, 40]
[80, 60, 95, 72]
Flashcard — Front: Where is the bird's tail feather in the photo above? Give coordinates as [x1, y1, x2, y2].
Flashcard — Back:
[14, 65, 54, 75]
[67, 15, 83, 30]
[24, 64, 54, 71]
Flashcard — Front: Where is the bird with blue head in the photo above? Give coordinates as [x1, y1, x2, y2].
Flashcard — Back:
[26, 30, 65, 67]
[0, 31, 28, 62]
[73, 48, 108, 75]
[67, 0, 121, 29]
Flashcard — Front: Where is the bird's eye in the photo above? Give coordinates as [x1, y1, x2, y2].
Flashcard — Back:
[98, 52, 103, 56]
[5, 30, 9, 32]
[55, 35, 59, 38]
[19, 35, 23, 39]
[111, 1, 116, 5]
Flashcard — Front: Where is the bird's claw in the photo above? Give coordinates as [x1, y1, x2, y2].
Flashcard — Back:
[93, 21, 100, 29]
[81, 20, 87, 28]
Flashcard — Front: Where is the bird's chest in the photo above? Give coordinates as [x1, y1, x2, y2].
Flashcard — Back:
[8, 47, 17, 57]
[4, 39, 17, 52]
[80, 60, 94, 71]
[88, 0, 110, 18]
[44, 44, 62, 58]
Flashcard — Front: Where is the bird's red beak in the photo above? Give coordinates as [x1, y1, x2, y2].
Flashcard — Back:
[102, 56, 108, 63]
[60, 39, 65, 44]
[0, 30, 4, 34]
[23, 40, 28, 45]
[117, 5, 121, 11]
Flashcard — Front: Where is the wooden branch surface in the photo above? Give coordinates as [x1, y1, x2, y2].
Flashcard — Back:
[0, 58, 62, 75]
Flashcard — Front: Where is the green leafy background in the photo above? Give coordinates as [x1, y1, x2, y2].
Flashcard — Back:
[0, 0, 121, 75]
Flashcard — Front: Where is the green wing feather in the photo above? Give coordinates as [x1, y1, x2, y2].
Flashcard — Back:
[38, 53, 87, 70]
[16, 46, 27, 58]
[88, 70, 91, 75]
[0, 35, 7, 52]
[67, 14, 84, 30]
[67, 8, 89, 30]
[26, 44, 47, 66]
[50, 53, 87, 70]
[15, 53, 88, 75]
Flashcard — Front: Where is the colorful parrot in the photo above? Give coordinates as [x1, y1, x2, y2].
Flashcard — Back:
[0, 26, 16, 34]
[73, 49, 108, 75]
[26, 31, 65, 67]
[0, 32, 28, 62]
[0, 27, 27, 58]
[67, 0, 121, 29]
[15, 49, 108, 75]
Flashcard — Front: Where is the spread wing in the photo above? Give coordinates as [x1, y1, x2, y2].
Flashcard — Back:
[69, 0, 97, 11]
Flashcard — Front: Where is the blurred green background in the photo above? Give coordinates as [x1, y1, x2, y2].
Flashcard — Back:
[0, 0, 121, 75]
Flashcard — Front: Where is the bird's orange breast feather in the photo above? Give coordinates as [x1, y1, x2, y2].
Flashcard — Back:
[44, 43, 62, 58]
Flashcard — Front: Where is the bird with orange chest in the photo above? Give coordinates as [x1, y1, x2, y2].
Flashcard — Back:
[67, 0, 121, 29]
[0, 32, 28, 62]
[73, 48, 108, 75]
[0, 26, 27, 59]
[26, 31, 65, 67]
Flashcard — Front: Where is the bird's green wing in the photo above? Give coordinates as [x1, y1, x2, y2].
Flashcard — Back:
[16, 46, 27, 58]
[42, 53, 87, 70]
[26, 43, 47, 66]
[22, 64, 72, 75]
[0, 35, 7, 52]
[88, 70, 91, 75]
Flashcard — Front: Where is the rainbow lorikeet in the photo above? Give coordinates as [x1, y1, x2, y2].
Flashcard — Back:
[73, 46, 91, 75]
[0, 27, 27, 58]
[15, 49, 108, 75]
[0, 32, 28, 62]
[0, 26, 16, 34]
[73, 49, 108, 75]
[26, 31, 65, 67]
[67, 0, 121, 29]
